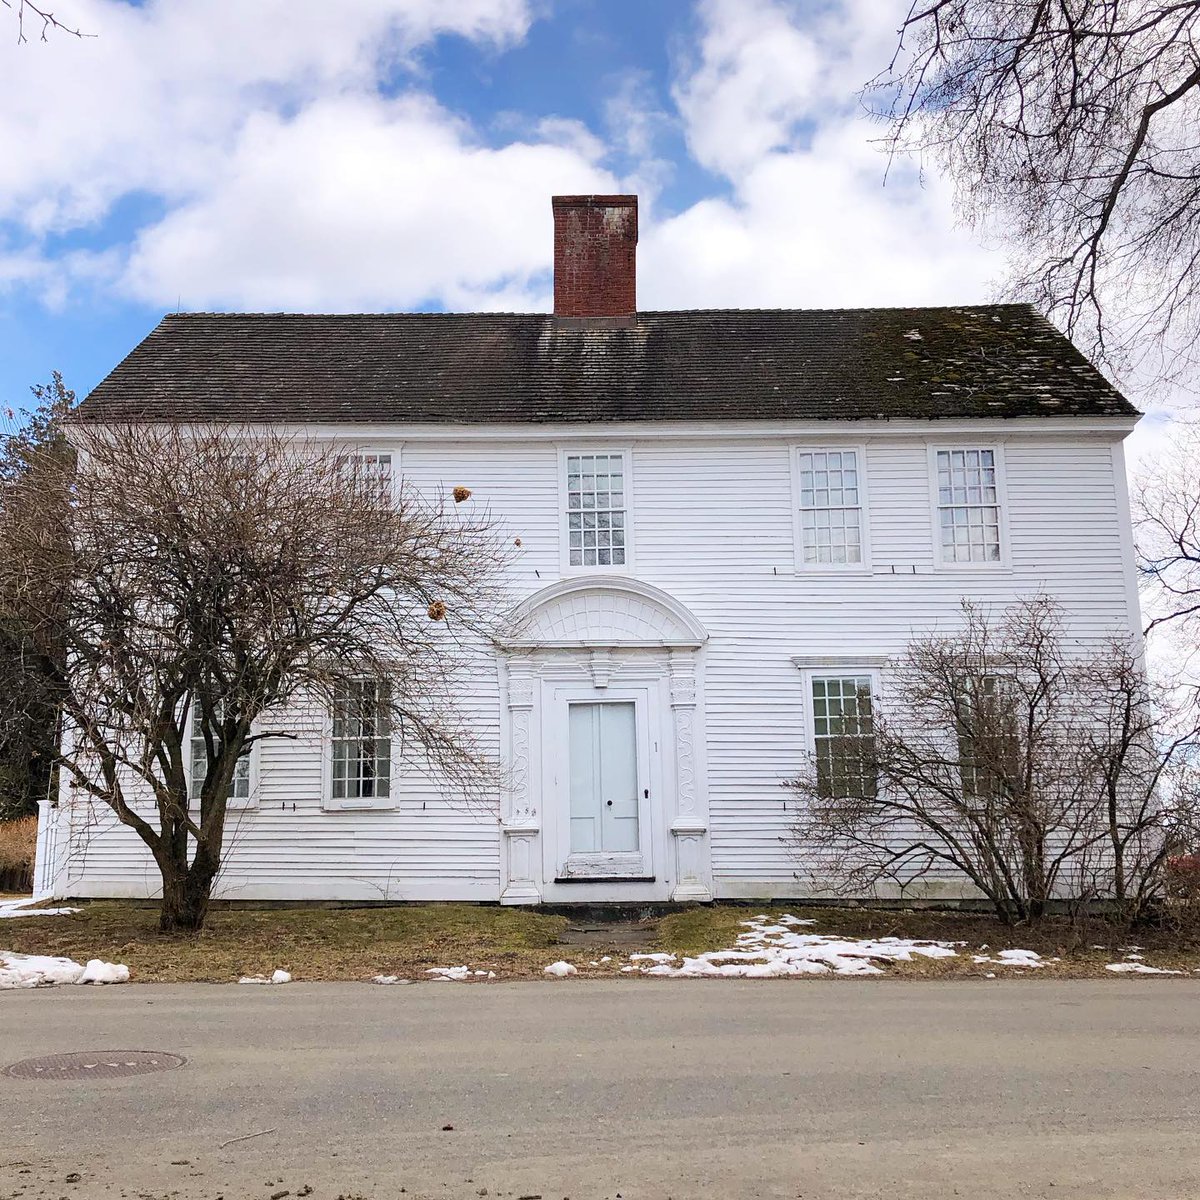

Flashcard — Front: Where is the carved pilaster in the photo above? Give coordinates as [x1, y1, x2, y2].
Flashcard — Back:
[501, 657, 541, 904]
[668, 650, 711, 901]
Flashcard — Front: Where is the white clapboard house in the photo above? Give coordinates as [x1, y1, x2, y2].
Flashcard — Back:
[35, 194, 1142, 906]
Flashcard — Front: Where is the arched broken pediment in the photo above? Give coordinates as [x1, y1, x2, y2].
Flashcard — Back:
[505, 576, 707, 649]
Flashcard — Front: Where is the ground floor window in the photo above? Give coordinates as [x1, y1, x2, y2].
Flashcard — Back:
[331, 679, 392, 801]
[811, 674, 876, 799]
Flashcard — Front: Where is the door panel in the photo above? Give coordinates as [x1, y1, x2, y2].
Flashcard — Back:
[568, 701, 639, 855]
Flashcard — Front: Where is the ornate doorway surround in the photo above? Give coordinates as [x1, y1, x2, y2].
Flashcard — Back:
[498, 576, 711, 905]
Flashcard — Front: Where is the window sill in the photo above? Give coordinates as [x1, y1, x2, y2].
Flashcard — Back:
[321, 800, 398, 813]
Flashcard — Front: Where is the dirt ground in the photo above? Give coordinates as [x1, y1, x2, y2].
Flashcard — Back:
[5, 899, 1200, 982]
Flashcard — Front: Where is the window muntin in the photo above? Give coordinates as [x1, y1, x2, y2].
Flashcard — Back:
[797, 449, 863, 565]
[936, 448, 1001, 563]
[811, 675, 876, 799]
[331, 679, 391, 802]
[189, 701, 251, 804]
[565, 453, 626, 568]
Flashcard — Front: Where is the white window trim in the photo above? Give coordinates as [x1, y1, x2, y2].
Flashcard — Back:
[184, 705, 259, 811]
[790, 443, 872, 574]
[320, 679, 398, 812]
[927, 443, 1012, 571]
[557, 446, 635, 576]
[798, 665, 882, 797]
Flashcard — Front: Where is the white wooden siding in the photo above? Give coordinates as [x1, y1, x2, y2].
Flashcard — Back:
[56, 423, 1140, 902]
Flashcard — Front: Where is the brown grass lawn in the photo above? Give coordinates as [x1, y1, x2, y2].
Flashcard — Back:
[4, 900, 1200, 983]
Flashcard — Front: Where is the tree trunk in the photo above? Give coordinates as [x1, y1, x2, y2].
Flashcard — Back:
[156, 832, 222, 933]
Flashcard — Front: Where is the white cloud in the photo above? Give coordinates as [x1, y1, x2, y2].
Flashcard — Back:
[123, 94, 614, 311]
[0, 0, 534, 234]
[644, 0, 999, 310]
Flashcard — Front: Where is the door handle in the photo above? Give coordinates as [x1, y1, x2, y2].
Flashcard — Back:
[606, 800, 613, 807]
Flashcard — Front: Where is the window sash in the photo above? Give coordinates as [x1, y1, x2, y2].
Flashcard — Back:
[811, 675, 876, 799]
[331, 679, 392, 801]
[796, 450, 863, 565]
[189, 701, 251, 803]
[956, 674, 1020, 800]
[565, 453, 626, 568]
[936, 448, 1001, 563]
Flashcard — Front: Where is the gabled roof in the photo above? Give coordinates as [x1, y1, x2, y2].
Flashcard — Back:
[75, 304, 1138, 425]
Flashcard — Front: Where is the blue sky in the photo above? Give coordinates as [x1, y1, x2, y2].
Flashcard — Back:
[1, 0, 1008, 420]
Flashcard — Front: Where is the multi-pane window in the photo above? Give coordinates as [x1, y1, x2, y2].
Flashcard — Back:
[956, 674, 1019, 800]
[343, 452, 393, 501]
[331, 679, 391, 802]
[797, 450, 863, 565]
[189, 701, 251, 805]
[811, 675, 876, 799]
[566, 453, 626, 567]
[936, 449, 1001, 563]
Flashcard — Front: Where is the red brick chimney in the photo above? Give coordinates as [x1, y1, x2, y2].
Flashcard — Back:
[552, 195, 637, 322]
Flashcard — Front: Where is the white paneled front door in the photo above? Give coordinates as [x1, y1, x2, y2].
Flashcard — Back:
[569, 701, 639, 855]
[549, 685, 654, 881]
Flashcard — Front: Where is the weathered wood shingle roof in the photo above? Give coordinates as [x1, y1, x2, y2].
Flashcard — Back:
[76, 304, 1138, 424]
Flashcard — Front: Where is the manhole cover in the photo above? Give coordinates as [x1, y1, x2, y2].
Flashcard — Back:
[4, 1050, 186, 1081]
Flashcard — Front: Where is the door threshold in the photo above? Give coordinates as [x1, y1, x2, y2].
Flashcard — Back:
[553, 875, 657, 885]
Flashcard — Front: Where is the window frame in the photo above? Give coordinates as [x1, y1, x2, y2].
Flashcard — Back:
[557, 446, 635, 576]
[321, 677, 397, 812]
[184, 702, 258, 812]
[927, 443, 1012, 570]
[799, 665, 882, 801]
[339, 445, 399, 505]
[790, 443, 872, 573]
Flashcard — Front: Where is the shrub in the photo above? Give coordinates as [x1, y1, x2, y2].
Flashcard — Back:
[0, 814, 37, 871]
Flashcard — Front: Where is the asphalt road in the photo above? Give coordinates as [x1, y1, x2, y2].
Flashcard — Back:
[2, 979, 1199, 1200]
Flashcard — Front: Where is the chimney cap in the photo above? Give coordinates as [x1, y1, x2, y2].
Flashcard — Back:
[552, 194, 638, 208]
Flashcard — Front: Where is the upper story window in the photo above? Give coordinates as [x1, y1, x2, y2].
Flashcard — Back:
[343, 451, 393, 500]
[795, 449, 865, 567]
[564, 452, 627, 568]
[935, 448, 1002, 564]
[189, 701, 252, 807]
[330, 678, 392, 805]
[811, 674, 877, 799]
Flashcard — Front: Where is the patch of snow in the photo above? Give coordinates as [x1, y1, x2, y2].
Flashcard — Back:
[903, 328, 923, 341]
[621, 917, 960, 980]
[1, 951, 128, 989]
[372, 975, 408, 985]
[1106, 962, 1182, 975]
[599, 955, 612, 963]
[426, 966, 472, 981]
[973, 949, 1043, 968]
[544, 961, 578, 977]
[0, 899, 81, 920]
[238, 969, 292, 985]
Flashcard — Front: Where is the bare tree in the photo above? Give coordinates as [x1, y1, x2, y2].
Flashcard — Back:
[2, 0, 85, 42]
[1135, 419, 1200, 649]
[785, 596, 1200, 924]
[0, 373, 74, 820]
[872, 2, 1200, 382]
[0, 422, 511, 931]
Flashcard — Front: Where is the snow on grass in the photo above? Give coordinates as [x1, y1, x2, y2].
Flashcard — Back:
[1105, 962, 1183, 975]
[543, 961, 577, 977]
[237, 969, 292, 985]
[424, 966, 496, 982]
[972, 949, 1045, 968]
[0, 898, 80, 920]
[1, 950, 129, 989]
[625, 915, 962, 979]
